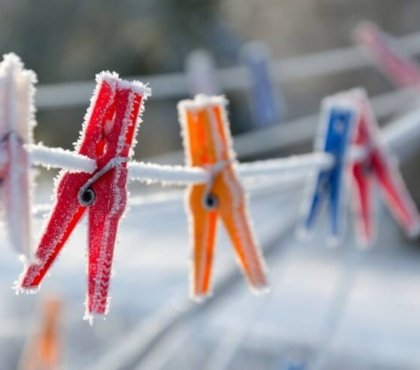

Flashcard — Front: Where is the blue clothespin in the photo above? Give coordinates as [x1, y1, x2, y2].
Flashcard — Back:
[287, 363, 306, 370]
[299, 96, 357, 244]
[241, 41, 285, 128]
[185, 49, 220, 96]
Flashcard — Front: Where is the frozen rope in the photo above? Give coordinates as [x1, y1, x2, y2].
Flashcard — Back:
[27, 144, 96, 173]
[23, 104, 420, 194]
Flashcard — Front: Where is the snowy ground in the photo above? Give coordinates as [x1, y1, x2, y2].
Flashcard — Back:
[0, 177, 419, 369]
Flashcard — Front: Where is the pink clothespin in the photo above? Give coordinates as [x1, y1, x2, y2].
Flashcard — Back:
[354, 22, 420, 87]
[0, 53, 36, 259]
[349, 89, 420, 246]
[18, 72, 150, 322]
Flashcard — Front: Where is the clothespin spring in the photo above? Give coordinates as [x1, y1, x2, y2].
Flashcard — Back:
[202, 160, 231, 210]
[77, 157, 128, 206]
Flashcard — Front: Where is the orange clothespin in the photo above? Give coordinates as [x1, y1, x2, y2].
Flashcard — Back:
[178, 95, 268, 300]
[19, 297, 61, 370]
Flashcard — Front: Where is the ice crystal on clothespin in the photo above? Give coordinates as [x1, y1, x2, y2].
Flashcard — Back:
[178, 95, 268, 300]
[0, 53, 36, 259]
[18, 72, 150, 323]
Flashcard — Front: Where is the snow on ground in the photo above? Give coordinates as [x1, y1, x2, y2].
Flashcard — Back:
[0, 179, 419, 369]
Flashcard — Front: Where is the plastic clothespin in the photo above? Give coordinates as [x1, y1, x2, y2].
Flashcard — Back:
[19, 297, 61, 370]
[354, 22, 420, 87]
[18, 72, 150, 322]
[186, 49, 220, 96]
[178, 95, 268, 300]
[299, 95, 358, 244]
[240, 41, 284, 128]
[349, 89, 420, 246]
[0, 53, 36, 260]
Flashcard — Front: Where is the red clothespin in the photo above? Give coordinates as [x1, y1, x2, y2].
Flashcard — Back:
[18, 72, 150, 322]
[354, 22, 420, 88]
[178, 95, 268, 300]
[0, 53, 36, 259]
[350, 89, 420, 246]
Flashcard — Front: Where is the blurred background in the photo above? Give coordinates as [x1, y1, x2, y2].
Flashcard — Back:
[1, 0, 420, 369]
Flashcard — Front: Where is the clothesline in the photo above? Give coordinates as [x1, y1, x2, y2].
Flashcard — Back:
[27, 103, 418, 186]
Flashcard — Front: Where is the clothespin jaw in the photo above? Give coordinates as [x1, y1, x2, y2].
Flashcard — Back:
[18, 72, 150, 321]
[354, 22, 420, 87]
[240, 41, 284, 128]
[178, 95, 268, 300]
[299, 95, 357, 245]
[348, 89, 420, 246]
[0, 53, 36, 259]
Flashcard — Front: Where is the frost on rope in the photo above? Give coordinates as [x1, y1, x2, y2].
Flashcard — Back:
[128, 161, 209, 185]
[0, 53, 37, 259]
[28, 144, 96, 173]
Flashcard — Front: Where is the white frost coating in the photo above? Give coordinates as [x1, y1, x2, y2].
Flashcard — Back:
[87, 79, 150, 318]
[0, 53, 37, 259]
[177, 94, 227, 112]
[128, 162, 209, 185]
[237, 153, 333, 178]
[27, 144, 96, 173]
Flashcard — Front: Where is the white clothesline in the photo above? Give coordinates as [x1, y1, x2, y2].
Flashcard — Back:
[28, 144, 332, 185]
[27, 103, 420, 186]
[35, 30, 420, 109]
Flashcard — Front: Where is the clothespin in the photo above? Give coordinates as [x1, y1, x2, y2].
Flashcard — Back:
[354, 22, 420, 87]
[19, 297, 61, 370]
[299, 95, 358, 244]
[348, 89, 420, 246]
[240, 41, 284, 128]
[178, 95, 267, 300]
[186, 49, 220, 96]
[0, 53, 36, 259]
[18, 72, 150, 322]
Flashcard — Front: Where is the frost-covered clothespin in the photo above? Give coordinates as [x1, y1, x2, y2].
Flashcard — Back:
[0, 53, 36, 259]
[178, 95, 267, 300]
[19, 297, 61, 370]
[354, 22, 420, 87]
[185, 49, 220, 96]
[241, 41, 284, 128]
[18, 72, 150, 322]
[299, 94, 358, 244]
[349, 89, 420, 246]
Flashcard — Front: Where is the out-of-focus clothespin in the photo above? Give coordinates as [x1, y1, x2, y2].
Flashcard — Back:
[186, 49, 221, 96]
[240, 41, 284, 128]
[178, 95, 268, 300]
[299, 94, 358, 245]
[354, 21, 420, 88]
[19, 296, 62, 370]
[348, 89, 420, 246]
[0, 53, 36, 260]
[18, 72, 150, 322]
